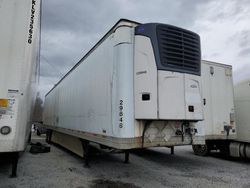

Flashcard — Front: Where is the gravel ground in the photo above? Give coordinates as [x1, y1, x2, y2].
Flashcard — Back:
[0, 135, 250, 188]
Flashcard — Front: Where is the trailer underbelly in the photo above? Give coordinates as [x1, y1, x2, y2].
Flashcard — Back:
[44, 125, 204, 152]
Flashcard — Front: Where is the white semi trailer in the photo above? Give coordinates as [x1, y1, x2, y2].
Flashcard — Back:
[0, 0, 41, 176]
[193, 60, 250, 159]
[192, 60, 236, 156]
[43, 19, 204, 165]
[230, 79, 250, 158]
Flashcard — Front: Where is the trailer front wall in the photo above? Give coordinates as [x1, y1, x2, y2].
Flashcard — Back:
[196, 61, 236, 140]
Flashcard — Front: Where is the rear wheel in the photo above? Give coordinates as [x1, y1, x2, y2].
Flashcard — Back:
[192, 144, 209, 156]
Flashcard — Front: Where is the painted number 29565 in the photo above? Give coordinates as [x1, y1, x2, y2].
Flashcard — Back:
[119, 100, 123, 128]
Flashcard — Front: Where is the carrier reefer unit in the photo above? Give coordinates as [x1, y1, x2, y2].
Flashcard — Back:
[230, 79, 250, 158]
[43, 19, 204, 160]
[192, 61, 236, 156]
[0, 0, 41, 176]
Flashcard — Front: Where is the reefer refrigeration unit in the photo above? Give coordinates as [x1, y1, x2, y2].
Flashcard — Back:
[0, 0, 41, 176]
[193, 60, 236, 156]
[230, 79, 250, 158]
[43, 19, 204, 161]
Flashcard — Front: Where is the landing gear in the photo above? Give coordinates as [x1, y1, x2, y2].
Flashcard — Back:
[46, 130, 52, 144]
[28, 131, 31, 143]
[81, 139, 90, 168]
[10, 152, 19, 178]
[170, 146, 174, 155]
[124, 150, 130, 163]
[192, 144, 209, 156]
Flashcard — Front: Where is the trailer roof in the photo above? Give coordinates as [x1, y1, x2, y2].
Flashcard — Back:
[202, 60, 232, 69]
[45, 19, 140, 97]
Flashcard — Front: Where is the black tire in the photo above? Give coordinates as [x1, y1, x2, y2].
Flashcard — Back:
[37, 130, 41, 136]
[219, 144, 230, 157]
[192, 144, 209, 156]
[29, 145, 50, 154]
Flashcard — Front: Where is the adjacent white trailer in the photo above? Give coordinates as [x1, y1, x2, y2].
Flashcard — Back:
[193, 60, 236, 155]
[43, 19, 204, 163]
[0, 0, 41, 176]
[230, 79, 250, 158]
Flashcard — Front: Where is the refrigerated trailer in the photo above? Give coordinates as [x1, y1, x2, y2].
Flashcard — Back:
[230, 79, 250, 158]
[193, 60, 250, 159]
[192, 60, 236, 156]
[43, 19, 204, 163]
[0, 0, 41, 176]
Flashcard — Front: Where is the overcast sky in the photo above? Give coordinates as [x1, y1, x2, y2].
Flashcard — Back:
[39, 0, 250, 98]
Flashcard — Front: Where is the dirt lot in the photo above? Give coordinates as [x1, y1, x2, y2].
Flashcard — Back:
[0, 135, 250, 188]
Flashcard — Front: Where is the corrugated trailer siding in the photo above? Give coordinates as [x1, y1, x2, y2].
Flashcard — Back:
[44, 89, 57, 126]
[44, 32, 114, 136]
